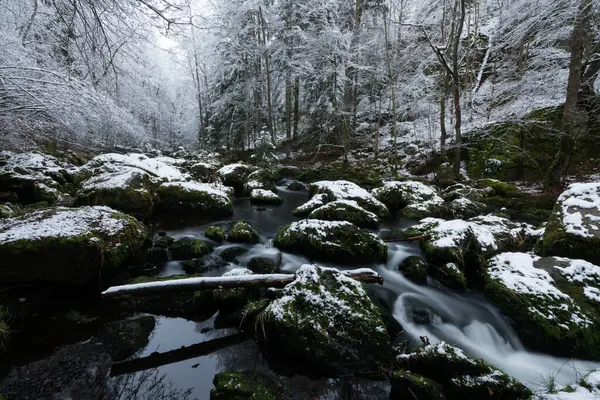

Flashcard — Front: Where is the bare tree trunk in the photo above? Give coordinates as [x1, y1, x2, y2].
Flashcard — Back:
[548, 0, 593, 186]
[259, 6, 275, 144]
[440, 71, 449, 160]
[452, 0, 466, 175]
[102, 269, 383, 298]
[293, 76, 300, 139]
[21, 0, 39, 44]
[383, 6, 397, 171]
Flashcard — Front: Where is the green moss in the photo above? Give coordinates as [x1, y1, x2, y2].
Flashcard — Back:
[398, 256, 428, 285]
[296, 164, 382, 188]
[475, 179, 517, 196]
[274, 221, 387, 265]
[76, 185, 154, 218]
[204, 226, 225, 242]
[156, 184, 233, 216]
[170, 237, 213, 260]
[211, 371, 279, 400]
[308, 201, 378, 228]
[227, 221, 260, 244]
[390, 370, 446, 400]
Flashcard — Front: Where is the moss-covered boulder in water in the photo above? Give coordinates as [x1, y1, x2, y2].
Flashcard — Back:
[98, 316, 156, 361]
[398, 342, 531, 399]
[247, 251, 282, 274]
[401, 198, 447, 219]
[540, 182, 600, 265]
[292, 193, 328, 217]
[76, 167, 155, 218]
[170, 237, 213, 260]
[213, 268, 260, 312]
[430, 262, 467, 291]
[227, 221, 260, 244]
[0, 206, 147, 284]
[485, 252, 600, 359]
[204, 226, 225, 242]
[372, 181, 441, 212]
[398, 256, 428, 285]
[219, 245, 249, 262]
[390, 371, 447, 400]
[308, 200, 378, 228]
[156, 181, 233, 216]
[211, 370, 279, 400]
[244, 169, 279, 195]
[250, 189, 283, 205]
[182, 255, 227, 274]
[309, 180, 389, 218]
[262, 265, 393, 376]
[274, 219, 387, 264]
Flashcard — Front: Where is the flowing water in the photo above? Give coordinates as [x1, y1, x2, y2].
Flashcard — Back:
[5, 186, 600, 399]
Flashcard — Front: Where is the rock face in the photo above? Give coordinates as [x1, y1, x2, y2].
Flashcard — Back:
[485, 252, 600, 359]
[308, 199, 378, 228]
[211, 370, 279, 400]
[76, 167, 155, 218]
[309, 180, 390, 218]
[0, 340, 112, 400]
[262, 265, 393, 376]
[0, 206, 147, 284]
[372, 180, 441, 212]
[540, 182, 600, 265]
[156, 181, 233, 216]
[396, 342, 531, 400]
[274, 219, 387, 264]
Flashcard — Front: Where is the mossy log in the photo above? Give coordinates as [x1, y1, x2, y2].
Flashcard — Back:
[102, 269, 384, 298]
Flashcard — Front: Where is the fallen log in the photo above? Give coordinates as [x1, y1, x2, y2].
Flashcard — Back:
[110, 333, 249, 376]
[102, 268, 383, 298]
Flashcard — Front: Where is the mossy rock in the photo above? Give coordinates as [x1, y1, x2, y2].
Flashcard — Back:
[146, 247, 168, 266]
[227, 221, 260, 244]
[170, 237, 213, 260]
[0, 203, 19, 219]
[484, 252, 600, 359]
[0, 206, 148, 285]
[213, 269, 260, 313]
[249, 189, 283, 205]
[274, 219, 387, 265]
[295, 164, 382, 188]
[211, 370, 279, 400]
[285, 180, 305, 191]
[398, 256, 428, 285]
[372, 181, 441, 212]
[204, 226, 225, 242]
[182, 255, 227, 274]
[539, 183, 600, 265]
[98, 316, 156, 361]
[247, 252, 282, 274]
[474, 179, 517, 196]
[309, 180, 390, 218]
[156, 181, 233, 216]
[217, 163, 258, 191]
[308, 200, 378, 228]
[390, 370, 446, 400]
[219, 246, 249, 262]
[446, 371, 533, 399]
[75, 167, 155, 218]
[429, 262, 467, 291]
[292, 193, 328, 217]
[401, 200, 448, 219]
[153, 234, 174, 249]
[262, 265, 393, 376]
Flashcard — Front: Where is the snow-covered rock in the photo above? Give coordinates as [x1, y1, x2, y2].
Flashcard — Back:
[395, 342, 531, 400]
[156, 180, 233, 216]
[76, 166, 155, 217]
[262, 265, 393, 375]
[401, 196, 446, 219]
[308, 199, 378, 228]
[188, 161, 220, 181]
[250, 189, 282, 205]
[85, 153, 188, 182]
[485, 252, 600, 359]
[541, 369, 600, 399]
[309, 180, 389, 218]
[274, 219, 387, 264]
[0, 206, 147, 284]
[292, 193, 328, 217]
[217, 163, 258, 191]
[540, 182, 600, 265]
[372, 181, 440, 212]
[226, 221, 260, 244]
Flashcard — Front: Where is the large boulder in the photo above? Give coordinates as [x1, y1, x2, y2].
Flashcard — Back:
[75, 167, 155, 218]
[485, 252, 600, 359]
[227, 221, 260, 244]
[308, 199, 378, 228]
[0, 206, 147, 284]
[170, 237, 213, 260]
[262, 265, 393, 376]
[156, 181, 233, 216]
[292, 193, 328, 217]
[372, 181, 441, 212]
[217, 163, 257, 191]
[274, 219, 388, 264]
[406, 215, 542, 286]
[397, 342, 531, 400]
[540, 182, 600, 265]
[250, 189, 283, 205]
[84, 152, 188, 182]
[309, 180, 389, 218]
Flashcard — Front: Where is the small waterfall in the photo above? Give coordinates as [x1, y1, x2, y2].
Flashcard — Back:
[380, 244, 600, 390]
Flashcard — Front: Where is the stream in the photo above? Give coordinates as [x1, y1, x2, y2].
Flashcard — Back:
[5, 186, 600, 399]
